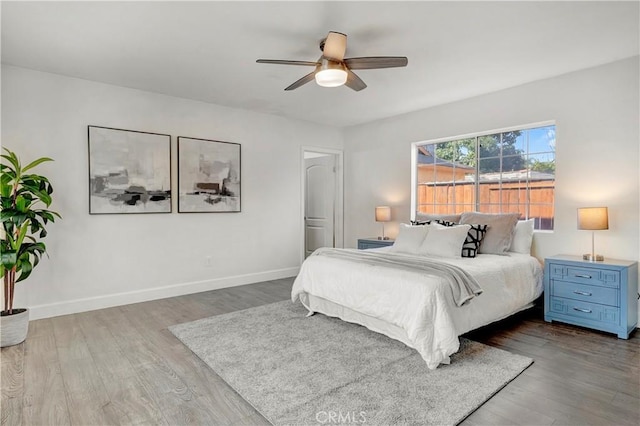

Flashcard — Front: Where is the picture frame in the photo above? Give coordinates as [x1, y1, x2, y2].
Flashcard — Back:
[177, 136, 241, 213]
[88, 126, 172, 214]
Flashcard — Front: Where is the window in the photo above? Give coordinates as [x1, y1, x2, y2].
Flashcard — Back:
[412, 123, 556, 230]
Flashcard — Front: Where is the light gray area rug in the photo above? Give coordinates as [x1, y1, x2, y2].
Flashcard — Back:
[169, 301, 532, 426]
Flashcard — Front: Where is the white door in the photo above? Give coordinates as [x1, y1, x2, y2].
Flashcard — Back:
[304, 154, 336, 258]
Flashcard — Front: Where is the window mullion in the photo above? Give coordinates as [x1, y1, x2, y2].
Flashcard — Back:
[474, 136, 479, 212]
[499, 132, 503, 212]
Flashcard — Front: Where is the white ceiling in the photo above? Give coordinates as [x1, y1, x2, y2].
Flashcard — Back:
[2, 1, 638, 128]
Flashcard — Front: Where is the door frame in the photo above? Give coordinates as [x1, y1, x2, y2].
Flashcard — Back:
[300, 146, 344, 264]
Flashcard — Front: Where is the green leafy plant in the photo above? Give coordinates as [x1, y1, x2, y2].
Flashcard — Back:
[1, 148, 60, 315]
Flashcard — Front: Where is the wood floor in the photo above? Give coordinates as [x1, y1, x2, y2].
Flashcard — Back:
[1, 277, 638, 426]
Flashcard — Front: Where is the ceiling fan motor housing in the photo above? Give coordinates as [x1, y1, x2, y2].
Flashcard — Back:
[317, 58, 345, 72]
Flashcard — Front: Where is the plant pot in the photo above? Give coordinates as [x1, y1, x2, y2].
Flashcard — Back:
[0, 308, 29, 347]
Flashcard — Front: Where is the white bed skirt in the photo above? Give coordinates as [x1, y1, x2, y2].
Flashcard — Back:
[300, 292, 416, 349]
[299, 292, 536, 360]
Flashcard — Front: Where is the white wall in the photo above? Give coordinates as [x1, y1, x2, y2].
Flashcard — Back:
[344, 57, 639, 311]
[1, 65, 343, 319]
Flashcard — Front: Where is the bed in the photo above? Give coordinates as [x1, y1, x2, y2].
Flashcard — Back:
[291, 213, 544, 369]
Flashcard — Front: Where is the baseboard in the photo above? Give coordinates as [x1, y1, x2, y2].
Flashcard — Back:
[28, 267, 299, 321]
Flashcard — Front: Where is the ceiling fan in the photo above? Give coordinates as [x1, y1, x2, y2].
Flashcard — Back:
[256, 31, 408, 91]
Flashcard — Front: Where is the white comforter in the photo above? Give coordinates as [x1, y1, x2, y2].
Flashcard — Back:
[291, 248, 543, 369]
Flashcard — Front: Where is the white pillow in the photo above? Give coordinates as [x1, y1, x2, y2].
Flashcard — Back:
[509, 219, 535, 254]
[418, 223, 471, 258]
[390, 224, 430, 254]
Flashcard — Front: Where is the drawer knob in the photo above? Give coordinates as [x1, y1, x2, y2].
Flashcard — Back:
[573, 290, 592, 296]
[572, 307, 592, 313]
[574, 274, 592, 279]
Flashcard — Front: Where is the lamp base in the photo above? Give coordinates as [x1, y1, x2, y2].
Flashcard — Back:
[378, 236, 390, 240]
[583, 253, 604, 262]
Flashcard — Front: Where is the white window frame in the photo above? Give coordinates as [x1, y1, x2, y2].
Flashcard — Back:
[411, 120, 556, 228]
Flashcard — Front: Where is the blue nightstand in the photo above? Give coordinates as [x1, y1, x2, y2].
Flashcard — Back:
[357, 238, 395, 250]
[544, 255, 638, 339]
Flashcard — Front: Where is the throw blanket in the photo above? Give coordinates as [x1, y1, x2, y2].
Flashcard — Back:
[312, 248, 483, 306]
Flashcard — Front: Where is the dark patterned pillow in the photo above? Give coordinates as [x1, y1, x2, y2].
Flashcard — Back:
[461, 224, 488, 258]
[410, 219, 457, 227]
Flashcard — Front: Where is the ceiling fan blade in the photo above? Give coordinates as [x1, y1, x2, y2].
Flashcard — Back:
[284, 71, 316, 91]
[256, 59, 318, 66]
[343, 56, 408, 70]
[345, 70, 367, 92]
[323, 31, 347, 61]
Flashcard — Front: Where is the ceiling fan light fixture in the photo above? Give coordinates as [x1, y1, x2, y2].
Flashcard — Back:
[315, 68, 348, 87]
[315, 58, 347, 88]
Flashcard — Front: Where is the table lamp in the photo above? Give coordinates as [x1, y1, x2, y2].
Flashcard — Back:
[577, 207, 608, 262]
[375, 206, 391, 240]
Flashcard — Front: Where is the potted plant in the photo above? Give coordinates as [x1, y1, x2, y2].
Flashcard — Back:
[1, 148, 60, 347]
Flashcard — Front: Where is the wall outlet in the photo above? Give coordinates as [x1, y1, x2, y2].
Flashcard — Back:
[204, 256, 214, 267]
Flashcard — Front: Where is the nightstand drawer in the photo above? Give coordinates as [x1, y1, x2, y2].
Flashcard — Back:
[357, 238, 395, 250]
[548, 263, 620, 288]
[551, 280, 618, 306]
[549, 297, 619, 324]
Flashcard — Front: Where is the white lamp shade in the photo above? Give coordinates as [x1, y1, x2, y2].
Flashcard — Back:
[315, 69, 348, 87]
[577, 207, 609, 230]
[375, 206, 391, 222]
